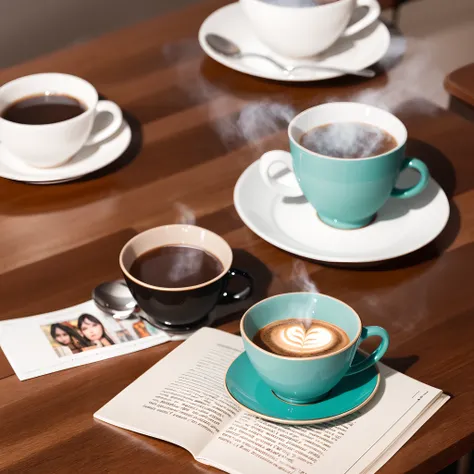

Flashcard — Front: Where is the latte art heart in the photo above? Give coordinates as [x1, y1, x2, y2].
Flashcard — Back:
[253, 318, 350, 357]
[281, 326, 334, 354]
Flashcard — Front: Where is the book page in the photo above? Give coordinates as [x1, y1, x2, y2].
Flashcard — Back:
[94, 328, 243, 457]
[355, 393, 450, 474]
[199, 363, 443, 474]
[95, 327, 447, 474]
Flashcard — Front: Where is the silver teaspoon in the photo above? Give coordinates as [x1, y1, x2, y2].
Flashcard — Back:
[205, 34, 375, 79]
[92, 280, 138, 321]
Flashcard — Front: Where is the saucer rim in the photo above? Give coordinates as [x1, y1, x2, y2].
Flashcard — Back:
[0, 119, 131, 184]
[198, 3, 391, 82]
[233, 160, 450, 263]
[225, 355, 381, 425]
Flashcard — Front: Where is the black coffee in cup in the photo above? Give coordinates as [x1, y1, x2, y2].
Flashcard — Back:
[120, 225, 253, 331]
[2, 94, 86, 125]
[299, 122, 398, 159]
[130, 245, 224, 288]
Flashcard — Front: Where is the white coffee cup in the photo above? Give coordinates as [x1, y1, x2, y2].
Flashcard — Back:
[240, 0, 381, 58]
[0, 73, 123, 168]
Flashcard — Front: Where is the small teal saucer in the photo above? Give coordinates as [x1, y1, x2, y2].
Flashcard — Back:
[225, 352, 380, 425]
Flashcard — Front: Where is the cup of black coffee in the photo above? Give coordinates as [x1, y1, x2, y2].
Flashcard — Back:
[119, 225, 253, 331]
[0, 73, 122, 168]
[259, 102, 430, 229]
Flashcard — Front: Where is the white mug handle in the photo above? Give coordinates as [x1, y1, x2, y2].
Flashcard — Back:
[342, 0, 381, 37]
[85, 100, 123, 146]
[259, 150, 303, 198]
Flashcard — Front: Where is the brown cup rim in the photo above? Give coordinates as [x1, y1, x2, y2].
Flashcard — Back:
[119, 224, 233, 292]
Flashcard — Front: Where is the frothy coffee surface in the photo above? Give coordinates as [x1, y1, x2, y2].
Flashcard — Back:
[252, 318, 350, 357]
[300, 122, 398, 159]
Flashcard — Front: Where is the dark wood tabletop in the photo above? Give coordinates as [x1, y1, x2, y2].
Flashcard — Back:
[445, 63, 474, 122]
[445, 63, 474, 108]
[1, 1, 473, 473]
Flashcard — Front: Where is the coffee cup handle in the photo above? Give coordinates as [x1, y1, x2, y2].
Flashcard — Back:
[391, 157, 430, 199]
[342, 0, 381, 37]
[219, 268, 253, 304]
[85, 100, 123, 146]
[259, 151, 304, 198]
[345, 326, 389, 376]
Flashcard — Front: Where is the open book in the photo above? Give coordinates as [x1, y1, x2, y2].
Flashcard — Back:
[94, 328, 449, 474]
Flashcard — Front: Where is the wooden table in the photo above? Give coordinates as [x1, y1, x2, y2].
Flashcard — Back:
[1, 1, 473, 473]
[444, 63, 474, 121]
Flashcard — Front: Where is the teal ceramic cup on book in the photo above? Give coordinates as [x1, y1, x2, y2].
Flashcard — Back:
[240, 293, 389, 404]
[259, 102, 430, 229]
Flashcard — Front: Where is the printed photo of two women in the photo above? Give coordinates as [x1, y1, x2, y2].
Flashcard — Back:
[42, 313, 159, 357]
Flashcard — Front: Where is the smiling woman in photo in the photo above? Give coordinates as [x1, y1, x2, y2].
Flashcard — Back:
[77, 314, 115, 347]
[50, 322, 92, 354]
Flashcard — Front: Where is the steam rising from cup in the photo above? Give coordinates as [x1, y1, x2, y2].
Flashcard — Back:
[290, 260, 319, 293]
[175, 202, 196, 226]
[168, 203, 202, 284]
[290, 260, 319, 329]
[210, 99, 296, 154]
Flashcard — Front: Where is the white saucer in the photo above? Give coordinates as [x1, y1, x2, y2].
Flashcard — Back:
[0, 121, 132, 184]
[233, 161, 450, 263]
[198, 3, 390, 82]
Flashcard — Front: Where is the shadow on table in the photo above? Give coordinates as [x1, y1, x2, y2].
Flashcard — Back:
[72, 107, 142, 183]
[382, 355, 419, 374]
[198, 55, 389, 108]
[212, 249, 273, 329]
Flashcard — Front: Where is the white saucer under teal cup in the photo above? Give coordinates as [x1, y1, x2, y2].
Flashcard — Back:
[259, 102, 430, 229]
[240, 293, 389, 405]
[226, 351, 379, 424]
[233, 160, 449, 263]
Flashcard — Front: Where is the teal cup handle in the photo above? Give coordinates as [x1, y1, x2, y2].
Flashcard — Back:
[391, 157, 430, 199]
[346, 326, 389, 376]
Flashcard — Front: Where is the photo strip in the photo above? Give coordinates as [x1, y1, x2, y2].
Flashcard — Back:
[43, 312, 162, 357]
[0, 301, 171, 380]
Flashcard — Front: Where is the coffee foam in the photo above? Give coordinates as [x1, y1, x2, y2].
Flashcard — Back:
[254, 318, 350, 357]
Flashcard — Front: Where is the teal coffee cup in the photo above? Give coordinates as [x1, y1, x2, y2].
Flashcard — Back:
[259, 102, 430, 229]
[241, 293, 389, 404]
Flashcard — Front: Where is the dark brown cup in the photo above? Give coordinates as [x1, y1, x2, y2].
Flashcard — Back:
[119, 225, 253, 331]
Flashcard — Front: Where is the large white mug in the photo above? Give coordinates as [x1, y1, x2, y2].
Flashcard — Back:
[0, 73, 122, 168]
[240, 0, 381, 58]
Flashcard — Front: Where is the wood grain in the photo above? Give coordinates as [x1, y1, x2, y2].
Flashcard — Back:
[445, 63, 474, 122]
[0, 1, 473, 473]
[445, 63, 474, 108]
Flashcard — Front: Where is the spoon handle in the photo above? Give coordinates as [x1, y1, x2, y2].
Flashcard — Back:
[239, 52, 375, 78]
[239, 52, 289, 73]
[288, 64, 375, 78]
